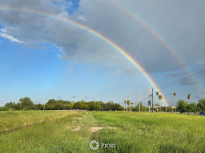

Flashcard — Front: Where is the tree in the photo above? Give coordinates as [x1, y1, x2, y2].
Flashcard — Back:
[177, 100, 188, 112]
[73, 102, 83, 109]
[187, 103, 197, 112]
[125, 100, 132, 111]
[47, 99, 58, 105]
[136, 102, 146, 112]
[187, 94, 191, 104]
[156, 91, 160, 107]
[19, 97, 34, 110]
[158, 95, 163, 110]
[173, 92, 176, 112]
[124, 100, 127, 111]
[197, 101, 205, 111]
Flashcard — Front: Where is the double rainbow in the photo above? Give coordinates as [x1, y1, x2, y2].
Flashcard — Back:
[0, 7, 169, 106]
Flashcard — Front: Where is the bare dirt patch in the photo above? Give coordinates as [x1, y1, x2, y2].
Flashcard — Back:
[90, 127, 104, 132]
[71, 126, 82, 131]
[89, 126, 117, 132]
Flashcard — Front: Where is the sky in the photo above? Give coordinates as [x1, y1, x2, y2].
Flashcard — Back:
[0, 0, 205, 107]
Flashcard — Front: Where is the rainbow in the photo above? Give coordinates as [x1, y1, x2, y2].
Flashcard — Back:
[108, 0, 205, 95]
[0, 7, 169, 106]
[108, 0, 186, 68]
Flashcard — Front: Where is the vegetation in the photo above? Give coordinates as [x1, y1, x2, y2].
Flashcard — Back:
[0, 111, 74, 132]
[91, 112, 205, 153]
[2, 96, 205, 113]
[2, 97, 124, 112]
[187, 94, 191, 104]
[1, 111, 205, 152]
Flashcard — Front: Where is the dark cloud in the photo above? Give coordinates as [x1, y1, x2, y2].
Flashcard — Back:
[118, 68, 139, 74]
[72, 96, 77, 98]
[0, 0, 205, 73]
[163, 73, 180, 78]
[179, 78, 197, 85]
[194, 95, 202, 99]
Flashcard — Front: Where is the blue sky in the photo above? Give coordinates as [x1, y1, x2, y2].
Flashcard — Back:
[0, 0, 205, 106]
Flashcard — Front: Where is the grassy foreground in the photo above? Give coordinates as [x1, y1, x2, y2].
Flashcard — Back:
[0, 111, 204, 153]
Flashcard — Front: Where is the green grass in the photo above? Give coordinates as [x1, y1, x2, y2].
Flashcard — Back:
[91, 112, 205, 153]
[0, 111, 204, 152]
[0, 110, 76, 132]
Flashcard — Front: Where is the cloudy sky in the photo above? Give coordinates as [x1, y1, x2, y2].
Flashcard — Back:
[0, 0, 205, 106]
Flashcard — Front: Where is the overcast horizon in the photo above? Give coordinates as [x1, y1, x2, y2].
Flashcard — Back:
[0, 0, 205, 107]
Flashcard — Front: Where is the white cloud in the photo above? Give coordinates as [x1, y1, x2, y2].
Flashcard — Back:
[0, 28, 7, 33]
[0, 33, 24, 43]
[78, 15, 86, 21]
[112, 73, 120, 76]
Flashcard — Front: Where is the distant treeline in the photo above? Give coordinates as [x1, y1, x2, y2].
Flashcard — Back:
[1, 97, 124, 111]
[0, 97, 205, 112]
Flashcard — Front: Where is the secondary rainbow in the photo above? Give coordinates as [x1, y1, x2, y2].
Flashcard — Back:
[0, 7, 169, 106]
[109, 0, 205, 93]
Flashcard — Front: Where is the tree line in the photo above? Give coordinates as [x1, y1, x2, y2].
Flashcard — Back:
[1, 97, 124, 111]
[1, 96, 205, 113]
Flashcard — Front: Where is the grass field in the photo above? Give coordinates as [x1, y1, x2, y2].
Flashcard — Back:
[0, 111, 204, 153]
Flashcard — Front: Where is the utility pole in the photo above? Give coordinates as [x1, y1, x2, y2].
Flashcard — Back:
[120, 100, 121, 106]
[139, 95, 140, 112]
[125, 97, 127, 111]
[152, 88, 154, 112]
[130, 96, 131, 112]
[147, 89, 151, 113]
[43, 100, 46, 111]
[67, 98, 68, 110]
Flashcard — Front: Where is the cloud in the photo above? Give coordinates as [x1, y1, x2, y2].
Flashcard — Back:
[0, 0, 205, 73]
[78, 15, 86, 21]
[194, 95, 202, 99]
[0, 33, 24, 43]
[0, 28, 7, 33]
[72, 96, 77, 98]
[106, 63, 116, 66]
[162, 71, 192, 78]
[163, 73, 180, 78]
[179, 78, 197, 85]
[58, 97, 61, 98]
[112, 73, 120, 76]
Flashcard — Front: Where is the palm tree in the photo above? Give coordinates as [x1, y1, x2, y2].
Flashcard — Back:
[156, 91, 160, 109]
[124, 100, 127, 111]
[159, 95, 163, 111]
[187, 94, 191, 104]
[126, 100, 130, 111]
[130, 102, 133, 111]
[173, 92, 176, 112]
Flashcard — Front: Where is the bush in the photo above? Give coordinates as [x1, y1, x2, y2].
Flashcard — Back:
[0, 106, 9, 111]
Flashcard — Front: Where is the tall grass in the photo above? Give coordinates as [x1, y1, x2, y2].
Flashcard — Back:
[90, 112, 205, 153]
[0, 111, 93, 153]
[1, 111, 204, 152]
[0, 110, 76, 132]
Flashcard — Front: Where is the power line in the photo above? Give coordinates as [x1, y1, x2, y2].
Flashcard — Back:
[163, 83, 205, 96]
[164, 84, 205, 98]
[154, 69, 205, 89]
[120, 69, 205, 104]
